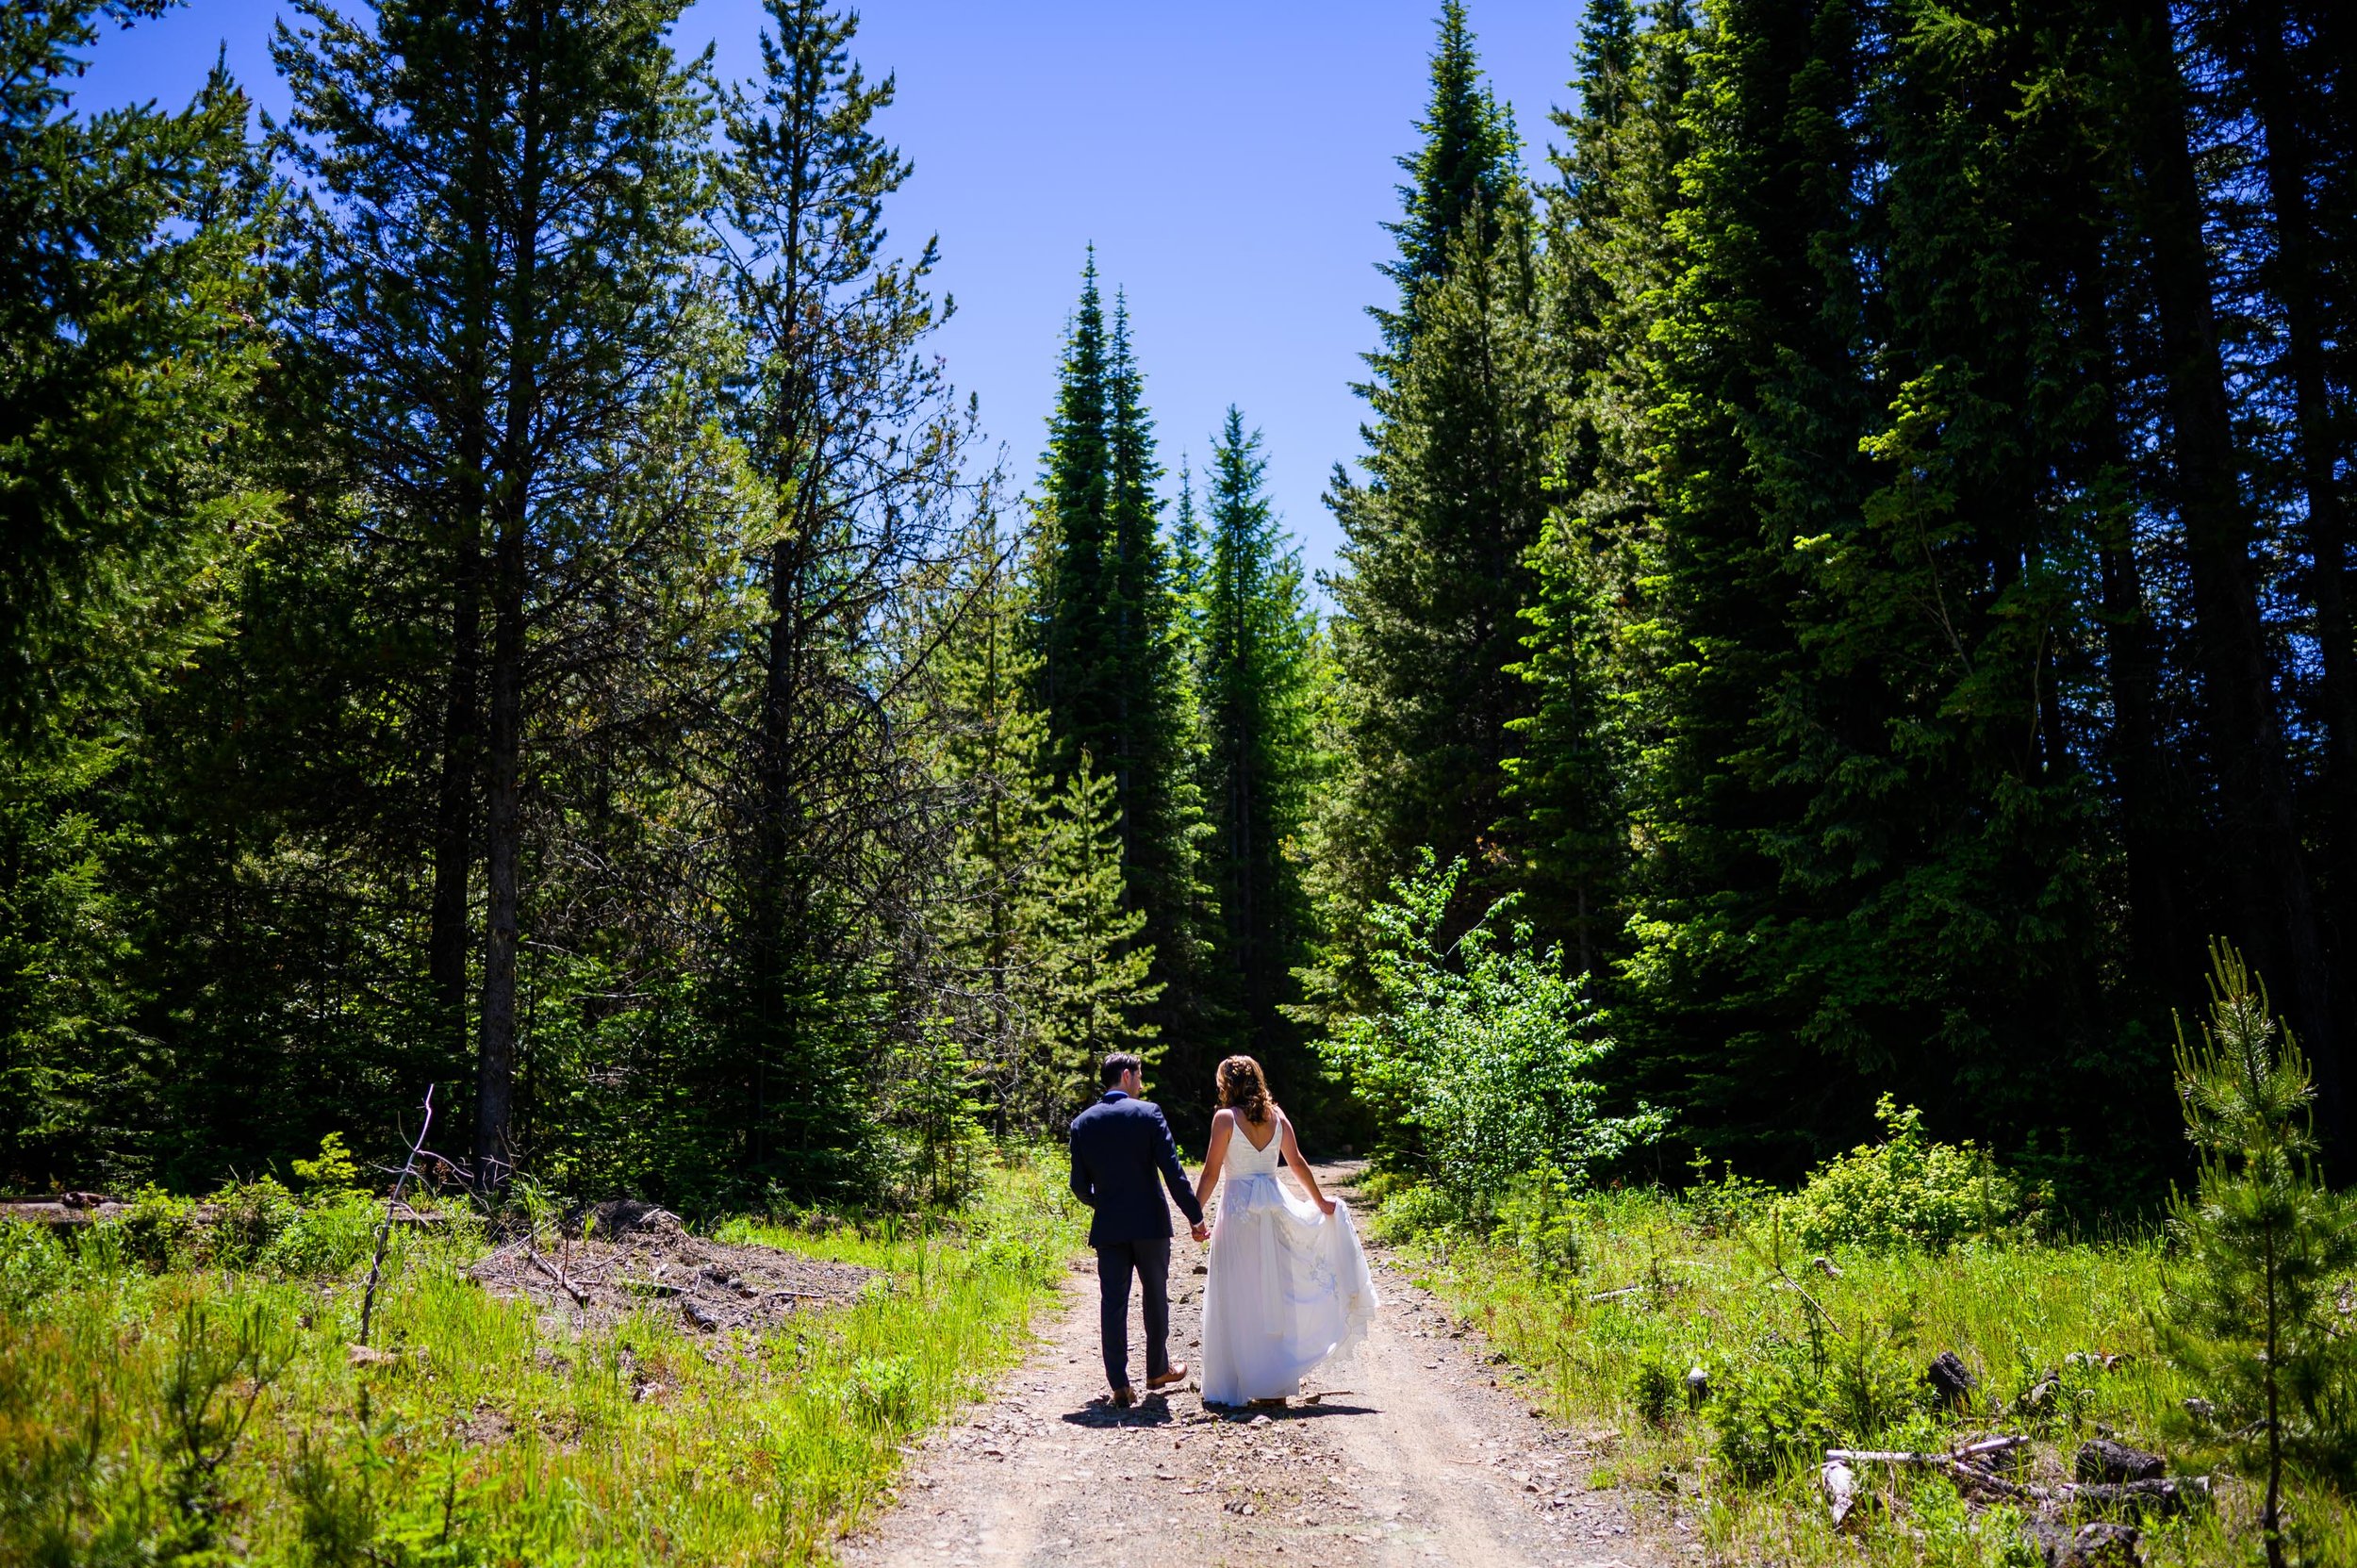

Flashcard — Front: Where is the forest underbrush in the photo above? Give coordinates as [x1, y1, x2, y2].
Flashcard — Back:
[1376, 1176, 2353, 1567]
[0, 1148, 1081, 1565]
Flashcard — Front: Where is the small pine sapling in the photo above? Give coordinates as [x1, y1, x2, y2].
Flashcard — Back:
[2161, 941, 2357, 1568]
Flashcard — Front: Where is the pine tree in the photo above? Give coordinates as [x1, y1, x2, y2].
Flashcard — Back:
[2110, 0, 2346, 1145]
[275, 0, 716, 1175]
[1030, 264, 1216, 1123]
[2163, 943, 2357, 1566]
[927, 506, 1055, 1128]
[716, 0, 976, 1197]
[1017, 755, 1162, 1131]
[1320, 202, 1550, 985]
[1373, 0, 1523, 362]
[0, 0, 271, 1185]
[1748, 0, 2151, 1165]
[1315, 6, 1551, 1033]
[929, 511, 1166, 1134]
[1508, 0, 1696, 976]
[1035, 253, 1114, 747]
[1599, 0, 1880, 1174]
[1195, 409, 1322, 1076]
[1168, 462, 1209, 655]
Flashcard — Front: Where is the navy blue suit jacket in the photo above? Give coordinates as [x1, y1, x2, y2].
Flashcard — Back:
[1068, 1090, 1205, 1247]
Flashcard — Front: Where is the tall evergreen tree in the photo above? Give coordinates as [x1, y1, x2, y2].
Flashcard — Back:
[1373, 0, 1523, 362]
[0, 0, 272, 1185]
[1030, 263, 1216, 1125]
[716, 0, 976, 1197]
[1195, 409, 1322, 1080]
[1509, 0, 1696, 975]
[276, 0, 717, 1175]
[1317, 4, 1549, 1003]
[1586, 0, 1879, 1173]
[924, 509, 1157, 1133]
[1017, 755, 1162, 1130]
[2111, 0, 2345, 1145]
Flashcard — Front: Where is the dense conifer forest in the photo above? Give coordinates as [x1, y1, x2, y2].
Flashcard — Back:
[6, 0, 2356, 1229]
[12, 1, 2357, 1562]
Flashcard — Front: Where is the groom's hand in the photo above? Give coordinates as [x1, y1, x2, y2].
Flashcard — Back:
[1191, 1221, 1210, 1243]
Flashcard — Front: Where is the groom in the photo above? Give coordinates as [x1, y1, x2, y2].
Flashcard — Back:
[1068, 1052, 1209, 1406]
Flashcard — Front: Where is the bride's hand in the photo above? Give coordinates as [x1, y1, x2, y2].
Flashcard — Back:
[1315, 1195, 1336, 1216]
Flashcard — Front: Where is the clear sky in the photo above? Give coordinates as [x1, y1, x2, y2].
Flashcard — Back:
[68, 0, 1589, 587]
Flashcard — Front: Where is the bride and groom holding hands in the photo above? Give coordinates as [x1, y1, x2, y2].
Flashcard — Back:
[1068, 1051, 1376, 1408]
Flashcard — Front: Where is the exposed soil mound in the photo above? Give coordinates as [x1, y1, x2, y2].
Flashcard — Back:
[469, 1213, 872, 1335]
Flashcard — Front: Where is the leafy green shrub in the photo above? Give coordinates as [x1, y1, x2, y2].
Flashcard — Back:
[289, 1131, 365, 1196]
[119, 1184, 204, 1268]
[103, 1145, 388, 1279]
[1828, 1324, 1928, 1442]
[257, 1189, 381, 1277]
[1320, 852, 1666, 1213]
[1786, 1097, 2030, 1253]
[961, 1151, 1073, 1283]
[1369, 1180, 1458, 1242]
[1706, 1312, 1922, 1480]
[209, 1174, 306, 1266]
[1683, 1155, 1779, 1235]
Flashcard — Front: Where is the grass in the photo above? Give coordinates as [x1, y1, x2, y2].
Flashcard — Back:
[0, 1151, 1083, 1566]
[1380, 1182, 2354, 1567]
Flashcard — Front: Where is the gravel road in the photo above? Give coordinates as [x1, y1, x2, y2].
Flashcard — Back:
[839, 1164, 1695, 1568]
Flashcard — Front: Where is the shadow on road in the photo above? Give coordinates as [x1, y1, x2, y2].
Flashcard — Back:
[1057, 1395, 1378, 1430]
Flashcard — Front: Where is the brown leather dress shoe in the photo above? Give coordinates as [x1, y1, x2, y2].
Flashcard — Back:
[1109, 1385, 1136, 1408]
[1146, 1363, 1189, 1390]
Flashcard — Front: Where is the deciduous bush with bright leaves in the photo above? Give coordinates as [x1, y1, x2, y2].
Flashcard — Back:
[1318, 851, 1665, 1213]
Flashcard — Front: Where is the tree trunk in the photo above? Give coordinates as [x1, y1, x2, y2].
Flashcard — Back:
[2072, 251, 2182, 997]
[431, 31, 501, 1061]
[475, 511, 524, 1178]
[2122, 0, 2345, 1145]
[429, 540, 481, 1025]
[475, 11, 545, 1178]
[2234, 0, 2357, 919]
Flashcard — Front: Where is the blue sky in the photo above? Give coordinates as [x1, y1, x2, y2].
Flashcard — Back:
[70, 0, 1589, 586]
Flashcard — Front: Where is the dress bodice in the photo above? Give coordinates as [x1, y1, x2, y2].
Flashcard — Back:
[1224, 1117, 1284, 1181]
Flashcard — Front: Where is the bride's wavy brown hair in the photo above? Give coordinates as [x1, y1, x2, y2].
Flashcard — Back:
[1216, 1055, 1275, 1125]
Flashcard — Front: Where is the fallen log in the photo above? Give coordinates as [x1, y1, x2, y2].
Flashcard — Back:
[1824, 1434, 2030, 1467]
[1820, 1438, 2208, 1527]
[1948, 1464, 2211, 1516]
[2076, 1439, 2164, 1484]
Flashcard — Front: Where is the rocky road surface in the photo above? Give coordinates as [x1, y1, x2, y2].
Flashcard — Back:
[840, 1164, 1695, 1568]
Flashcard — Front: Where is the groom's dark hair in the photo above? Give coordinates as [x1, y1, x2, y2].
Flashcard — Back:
[1100, 1052, 1143, 1088]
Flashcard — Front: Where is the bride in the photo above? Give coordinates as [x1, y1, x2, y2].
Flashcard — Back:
[1193, 1055, 1376, 1406]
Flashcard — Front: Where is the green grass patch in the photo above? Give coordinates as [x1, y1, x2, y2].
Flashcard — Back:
[1387, 1183, 2354, 1566]
[0, 1150, 1082, 1565]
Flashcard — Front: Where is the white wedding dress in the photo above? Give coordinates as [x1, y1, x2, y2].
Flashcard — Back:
[1199, 1116, 1377, 1406]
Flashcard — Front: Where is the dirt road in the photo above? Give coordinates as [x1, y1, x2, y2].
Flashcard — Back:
[841, 1166, 1692, 1568]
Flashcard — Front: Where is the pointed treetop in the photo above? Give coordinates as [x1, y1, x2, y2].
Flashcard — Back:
[1049, 251, 1110, 452]
[1379, 0, 1523, 343]
[1107, 289, 1162, 513]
